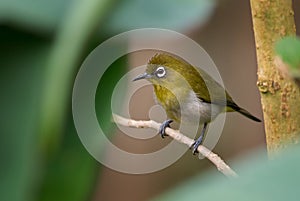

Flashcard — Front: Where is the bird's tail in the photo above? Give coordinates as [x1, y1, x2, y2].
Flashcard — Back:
[236, 108, 261, 122]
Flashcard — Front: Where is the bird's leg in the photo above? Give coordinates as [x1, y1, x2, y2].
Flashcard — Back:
[159, 119, 173, 138]
[191, 123, 208, 154]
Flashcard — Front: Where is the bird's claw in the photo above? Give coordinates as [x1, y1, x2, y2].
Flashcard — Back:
[159, 119, 173, 138]
[190, 135, 203, 155]
[190, 123, 207, 155]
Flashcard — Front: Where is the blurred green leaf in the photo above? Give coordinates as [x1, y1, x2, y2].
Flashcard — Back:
[154, 146, 300, 201]
[0, 27, 49, 201]
[275, 36, 300, 76]
[102, 0, 216, 34]
[38, 118, 97, 201]
[34, 0, 119, 200]
[39, 0, 115, 154]
[96, 56, 128, 134]
[0, 0, 75, 33]
[0, 26, 100, 201]
[1, 0, 216, 35]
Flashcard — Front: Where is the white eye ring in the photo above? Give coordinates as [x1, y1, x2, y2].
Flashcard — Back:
[155, 66, 166, 78]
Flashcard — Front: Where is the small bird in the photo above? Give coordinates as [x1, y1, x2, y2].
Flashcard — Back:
[133, 53, 261, 154]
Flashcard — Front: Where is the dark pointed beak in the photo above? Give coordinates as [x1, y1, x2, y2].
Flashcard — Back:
[132, 73, 151, 81]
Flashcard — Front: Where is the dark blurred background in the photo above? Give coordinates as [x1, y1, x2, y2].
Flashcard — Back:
[1, 0, 299, 201]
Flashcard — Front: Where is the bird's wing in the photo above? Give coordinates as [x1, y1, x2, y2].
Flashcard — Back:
[190, 67, 236, 107]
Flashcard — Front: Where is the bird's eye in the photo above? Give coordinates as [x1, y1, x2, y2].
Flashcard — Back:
[155, 66, 166, 78]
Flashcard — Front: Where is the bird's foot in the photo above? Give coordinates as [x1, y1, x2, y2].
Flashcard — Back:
[159, 119, 173, 138]
[190, 135, 203, 155]
[190, 123, 208, 155]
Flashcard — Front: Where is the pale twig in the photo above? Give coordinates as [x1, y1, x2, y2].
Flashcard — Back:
[112, 114, 238, 178]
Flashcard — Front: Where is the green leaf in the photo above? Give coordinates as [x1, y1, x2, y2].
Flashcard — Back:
[96, 56, 128, 134]
[154, 146, 300, 201]
[102, 0, 216, 33]
[275, 36, 300, 75]
[0, 26, 100, 201]
[0, 28, 50, 201]
[0, 0, 216, 35]
[39, 0, 115, 154]
[0, 0, 75, 33]
[38, 118, 98, 201]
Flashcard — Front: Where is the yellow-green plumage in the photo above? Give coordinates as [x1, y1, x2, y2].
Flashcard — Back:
[133, 53, 261, 154]
[146, 53, 261, 124]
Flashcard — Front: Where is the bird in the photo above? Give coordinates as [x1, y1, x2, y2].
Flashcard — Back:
[133, 53, 261, 154]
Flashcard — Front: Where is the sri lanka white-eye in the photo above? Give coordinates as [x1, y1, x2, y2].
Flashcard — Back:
[133, 53, 261, 154]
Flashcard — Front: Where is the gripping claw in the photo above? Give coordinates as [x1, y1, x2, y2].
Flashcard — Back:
[191, 123, 208, 155]
[159, 119, 173, 138]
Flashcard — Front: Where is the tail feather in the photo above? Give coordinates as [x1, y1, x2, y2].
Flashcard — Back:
[226, 101, 261, 122]
[236, 108, 261, 122]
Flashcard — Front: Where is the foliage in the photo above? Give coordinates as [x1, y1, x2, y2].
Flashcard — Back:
[275, 36, 300, 78]
[0, 0, 216, 201]
[154, 146, 300, 201]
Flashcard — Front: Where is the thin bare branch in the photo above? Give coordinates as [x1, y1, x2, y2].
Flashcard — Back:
[113, 114, 238, 178]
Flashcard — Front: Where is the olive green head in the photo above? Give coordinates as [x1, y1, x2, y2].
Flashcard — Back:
[133, 53, 201, 90]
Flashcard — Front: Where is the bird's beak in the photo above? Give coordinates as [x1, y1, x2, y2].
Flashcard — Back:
[132, 72, 151, 81]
